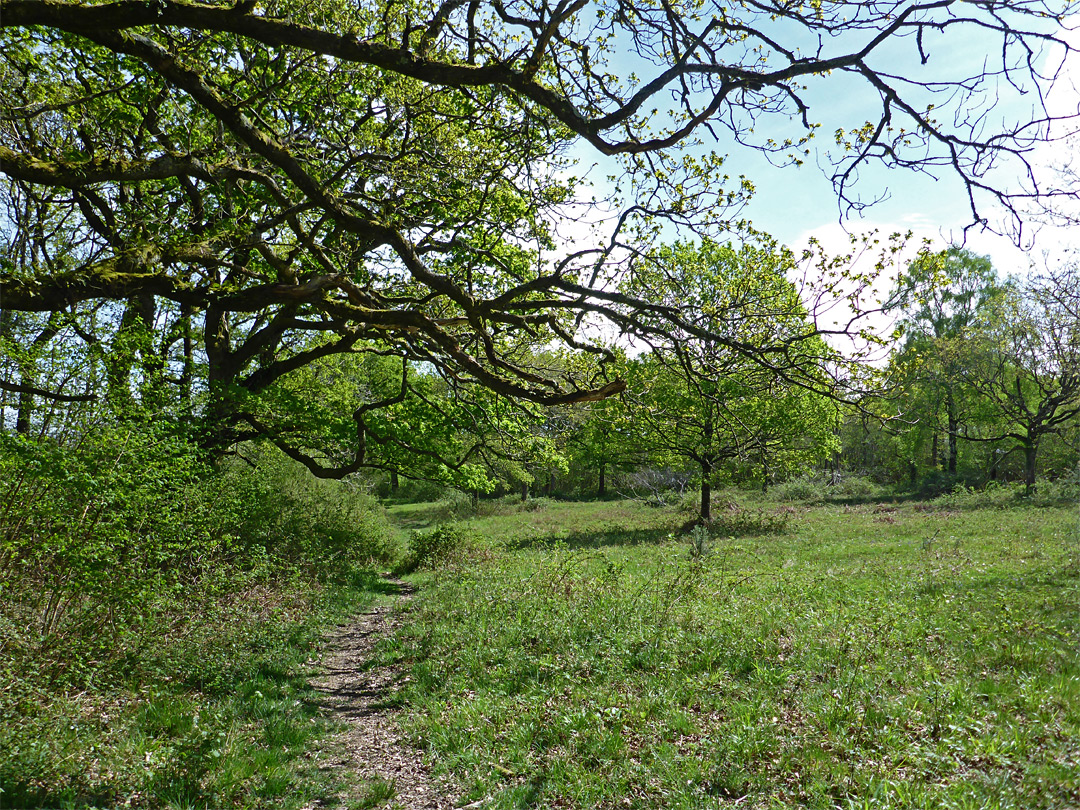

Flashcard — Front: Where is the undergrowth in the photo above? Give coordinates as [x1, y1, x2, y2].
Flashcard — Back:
[0, 423, 401, 808]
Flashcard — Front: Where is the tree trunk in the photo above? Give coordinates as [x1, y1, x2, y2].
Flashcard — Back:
[1023, 438, 1039, 494]
[201, 304, 236, 449]
[179, 302, 194, 412]
[390, 470, 399, 493]
[598, 462, 606, 498]
[520, 480, 528, 503]
[700, 457, 712, 522]
[105, 298, 150, 410]
[946, 388, 959, 474]
[16, 315, 60, 434]
[931, 431, 940, 471]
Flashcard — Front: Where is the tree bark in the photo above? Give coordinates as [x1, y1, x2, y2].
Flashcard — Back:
[1023, 437, 1039, 494]
[700, 457, 712, 522]
[16, 315, 60, 434]
[179, 302, 194, 412]
[946, 387, 958, 474]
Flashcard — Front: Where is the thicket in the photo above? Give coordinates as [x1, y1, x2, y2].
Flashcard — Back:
[0, 416, 401, 807]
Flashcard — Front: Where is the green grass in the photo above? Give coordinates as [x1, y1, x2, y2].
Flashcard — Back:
[0, 570, 398, 809]
[391, 494, 1080, 809]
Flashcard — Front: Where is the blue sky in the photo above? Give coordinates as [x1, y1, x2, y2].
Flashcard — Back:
[746, 19, 1078, 276]
[566, 9, 1080, 282]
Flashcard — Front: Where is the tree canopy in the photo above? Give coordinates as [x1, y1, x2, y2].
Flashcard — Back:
[2, 0, 1077, 473]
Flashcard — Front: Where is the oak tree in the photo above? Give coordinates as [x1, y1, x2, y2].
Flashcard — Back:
[2, 0, 1076, 472]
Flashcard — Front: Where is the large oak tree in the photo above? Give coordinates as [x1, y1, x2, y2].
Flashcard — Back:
[2, 0, 1076, 473]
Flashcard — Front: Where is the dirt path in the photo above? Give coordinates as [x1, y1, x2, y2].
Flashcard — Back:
[305, 578, 462, 810]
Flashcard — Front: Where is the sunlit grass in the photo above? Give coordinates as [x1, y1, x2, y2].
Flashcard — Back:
[394, 494, 1079, 809]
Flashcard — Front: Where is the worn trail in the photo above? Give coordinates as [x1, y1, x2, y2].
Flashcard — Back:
[305, 578, 459, 810]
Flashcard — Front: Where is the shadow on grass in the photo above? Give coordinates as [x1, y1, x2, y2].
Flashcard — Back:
[507, 526, 675, 551]
[324, 568, 409, 595]
[385, 503, 446, 531]
[804, 484, 1077, 511]
[1, 569, 382, 809]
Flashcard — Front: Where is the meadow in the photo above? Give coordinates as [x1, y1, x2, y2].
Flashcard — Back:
[4, 481, 1076, 809]
[389, 491, 1079, 809]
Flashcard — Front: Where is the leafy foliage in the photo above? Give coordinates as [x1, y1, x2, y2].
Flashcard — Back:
[0, 418, 400, 807]
[3, 0, 1076, 474]
[621, 238, 839, 518]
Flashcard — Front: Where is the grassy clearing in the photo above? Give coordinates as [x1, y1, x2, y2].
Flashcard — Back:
[391, 494, 1079, 809]
[0, 571, 399, 809]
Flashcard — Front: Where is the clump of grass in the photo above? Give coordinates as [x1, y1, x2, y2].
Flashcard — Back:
[351, 776, 396, 809]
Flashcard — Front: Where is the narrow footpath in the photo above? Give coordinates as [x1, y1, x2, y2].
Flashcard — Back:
[304, 578, 461, 810]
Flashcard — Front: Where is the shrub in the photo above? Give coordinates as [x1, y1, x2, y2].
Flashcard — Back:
[828, 474, 885, 500]
[217, 446, 401, 575]
[404, 523, 473, 571]
[1038, 465, 1080, 502]
[523, 496, 551, 512]
[0, 427, 399, 687]
[0, 420, 221, 636]
[772, 476, 824, 503]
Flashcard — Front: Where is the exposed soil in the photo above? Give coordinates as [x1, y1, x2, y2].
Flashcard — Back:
[305, 578, 461, 810]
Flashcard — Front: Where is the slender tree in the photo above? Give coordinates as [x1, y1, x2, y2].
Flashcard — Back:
[886, 247, 1003, 476]
[624, 239, 836, 520]
[960, 269, 1080, 492]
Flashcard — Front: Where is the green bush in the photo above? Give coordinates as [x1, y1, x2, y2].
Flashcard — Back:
[405, 523, 473, 571]
[523, 496, 552, 512]
[0, 420, 222, 636]
[216, 446, 401, 576]
[772, 474, 886, 503]
[1039, 465, 1080, 502]
[0, 422, 397, 807]
[828, 474, 885, 500]
[772, 476, 825, 503]
[0, 426, 400, 688]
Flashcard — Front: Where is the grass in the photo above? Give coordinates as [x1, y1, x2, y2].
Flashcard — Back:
[389, 493, 1080, 809]
[388, 497, 685, 550]
[0, 570, 399, 809]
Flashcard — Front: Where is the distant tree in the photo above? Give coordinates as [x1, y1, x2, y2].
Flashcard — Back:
[960, 268, 1080, 492]
[563, 394, 636, 499]
[623, 239, 836, 520]
[886, 247, 1003, 476]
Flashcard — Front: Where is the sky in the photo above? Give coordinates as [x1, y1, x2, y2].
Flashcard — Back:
[565, 7, 1080, 289]
[747, 19, 1080, 280]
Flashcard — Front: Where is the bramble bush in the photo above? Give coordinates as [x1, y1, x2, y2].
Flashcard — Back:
[0, 418, 399, 689]
[404, 523, 475, 572]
